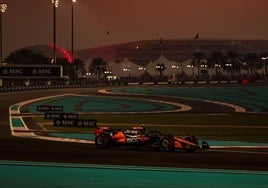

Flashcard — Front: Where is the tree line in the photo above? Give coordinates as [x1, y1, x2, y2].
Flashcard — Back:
[4, 48, 268, 83]
[192, 50, 268, 81]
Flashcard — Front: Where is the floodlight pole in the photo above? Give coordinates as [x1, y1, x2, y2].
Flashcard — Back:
[0, 3, 7, 65]
[51, 0, 59, 63]
[71, 0, 76, 63]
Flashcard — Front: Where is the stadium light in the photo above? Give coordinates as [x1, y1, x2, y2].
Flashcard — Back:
[0, 2, 7, 64]
[71, 0, 76, 63]
[0, 3, 7, 13]
[51, 0, 59, 7]
[51, 0, 59, 63]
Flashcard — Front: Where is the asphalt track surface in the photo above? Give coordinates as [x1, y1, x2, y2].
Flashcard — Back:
[1, 88, 268, 171]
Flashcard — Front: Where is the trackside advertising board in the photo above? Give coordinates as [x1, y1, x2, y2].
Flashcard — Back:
[37, 105, 64, 112]
[53, 119, 97, 128]
[0, 65, 63, 78]
[45, 113, 79, 120]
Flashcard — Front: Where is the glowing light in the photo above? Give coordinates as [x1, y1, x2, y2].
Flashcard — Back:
[72, 0, 77, 3]
[51, 0, 59, 7]
[171, 65, 180, 69]
[104, 71, 111, 74]
[0, 3, 7, 13]
[49, 44, 73, 63]
[156, 65, 164, 69]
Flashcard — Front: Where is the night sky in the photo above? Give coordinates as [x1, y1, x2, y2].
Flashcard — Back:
[2, 0, 268, 59]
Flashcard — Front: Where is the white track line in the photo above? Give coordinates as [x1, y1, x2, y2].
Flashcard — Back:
[99, 89, 246, 113]
[9, 92, 266, 148]
[211, 146, 268, 149]
[210, 149, 268, 155]
[98, 89, 192, 112]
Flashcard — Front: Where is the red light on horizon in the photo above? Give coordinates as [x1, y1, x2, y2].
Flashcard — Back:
[49, 44, 73, 64]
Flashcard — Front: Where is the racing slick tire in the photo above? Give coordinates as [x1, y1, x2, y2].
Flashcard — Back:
[148, 130, 162, 142]
[159, 135, 175, 152]
[95, 134, 111, 149]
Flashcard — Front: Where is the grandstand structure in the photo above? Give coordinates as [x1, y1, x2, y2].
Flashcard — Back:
[18, 39, 268, 83]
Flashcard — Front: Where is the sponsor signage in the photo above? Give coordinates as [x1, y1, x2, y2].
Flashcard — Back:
[61, 113, 79, 120]
[53, 119, 97, 128]
[77, 119, 97, 128]
[44, 113, 61, 119]
[54, 119, 76, 127]
[0, 65, 62, 78]
[37, 105, 63, 112]
[44, 113, 78, 120]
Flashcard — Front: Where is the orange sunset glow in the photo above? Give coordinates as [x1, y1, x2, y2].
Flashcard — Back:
[2, 0, 268, 58]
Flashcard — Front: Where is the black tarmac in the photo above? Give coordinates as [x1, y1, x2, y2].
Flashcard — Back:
[0, 88, 267, 171]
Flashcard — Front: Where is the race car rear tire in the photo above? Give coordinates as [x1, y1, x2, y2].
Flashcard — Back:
[95, 134, 111, 149]
[159, 135, 174, 152]
[148, 130, 162, 142]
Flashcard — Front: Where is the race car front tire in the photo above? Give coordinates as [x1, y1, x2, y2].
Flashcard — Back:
[159, 135, 174, 152]
[95, 134, 111, 149]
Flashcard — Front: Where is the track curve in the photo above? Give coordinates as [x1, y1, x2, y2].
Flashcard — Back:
[0, 88, 268, 171]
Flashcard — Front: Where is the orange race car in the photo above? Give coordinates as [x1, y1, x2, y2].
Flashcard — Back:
[94, 126, 209, 152]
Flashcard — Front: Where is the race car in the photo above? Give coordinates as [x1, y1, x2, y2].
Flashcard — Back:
[94, 126, 209, 152]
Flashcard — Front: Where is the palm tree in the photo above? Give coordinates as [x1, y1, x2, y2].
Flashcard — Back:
[260, 52, 268, 78]
[224, 50, 241, 80]
[88, 57, 108, 80]
[191, 51, 205, 80]
[72, 59, 86, 80]
[208, 51, 226, 81]
[243, 53, 260, 78]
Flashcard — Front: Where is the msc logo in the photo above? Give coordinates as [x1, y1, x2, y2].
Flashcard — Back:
[32, 69, 53, 75]
[53, 119, 97, 128]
